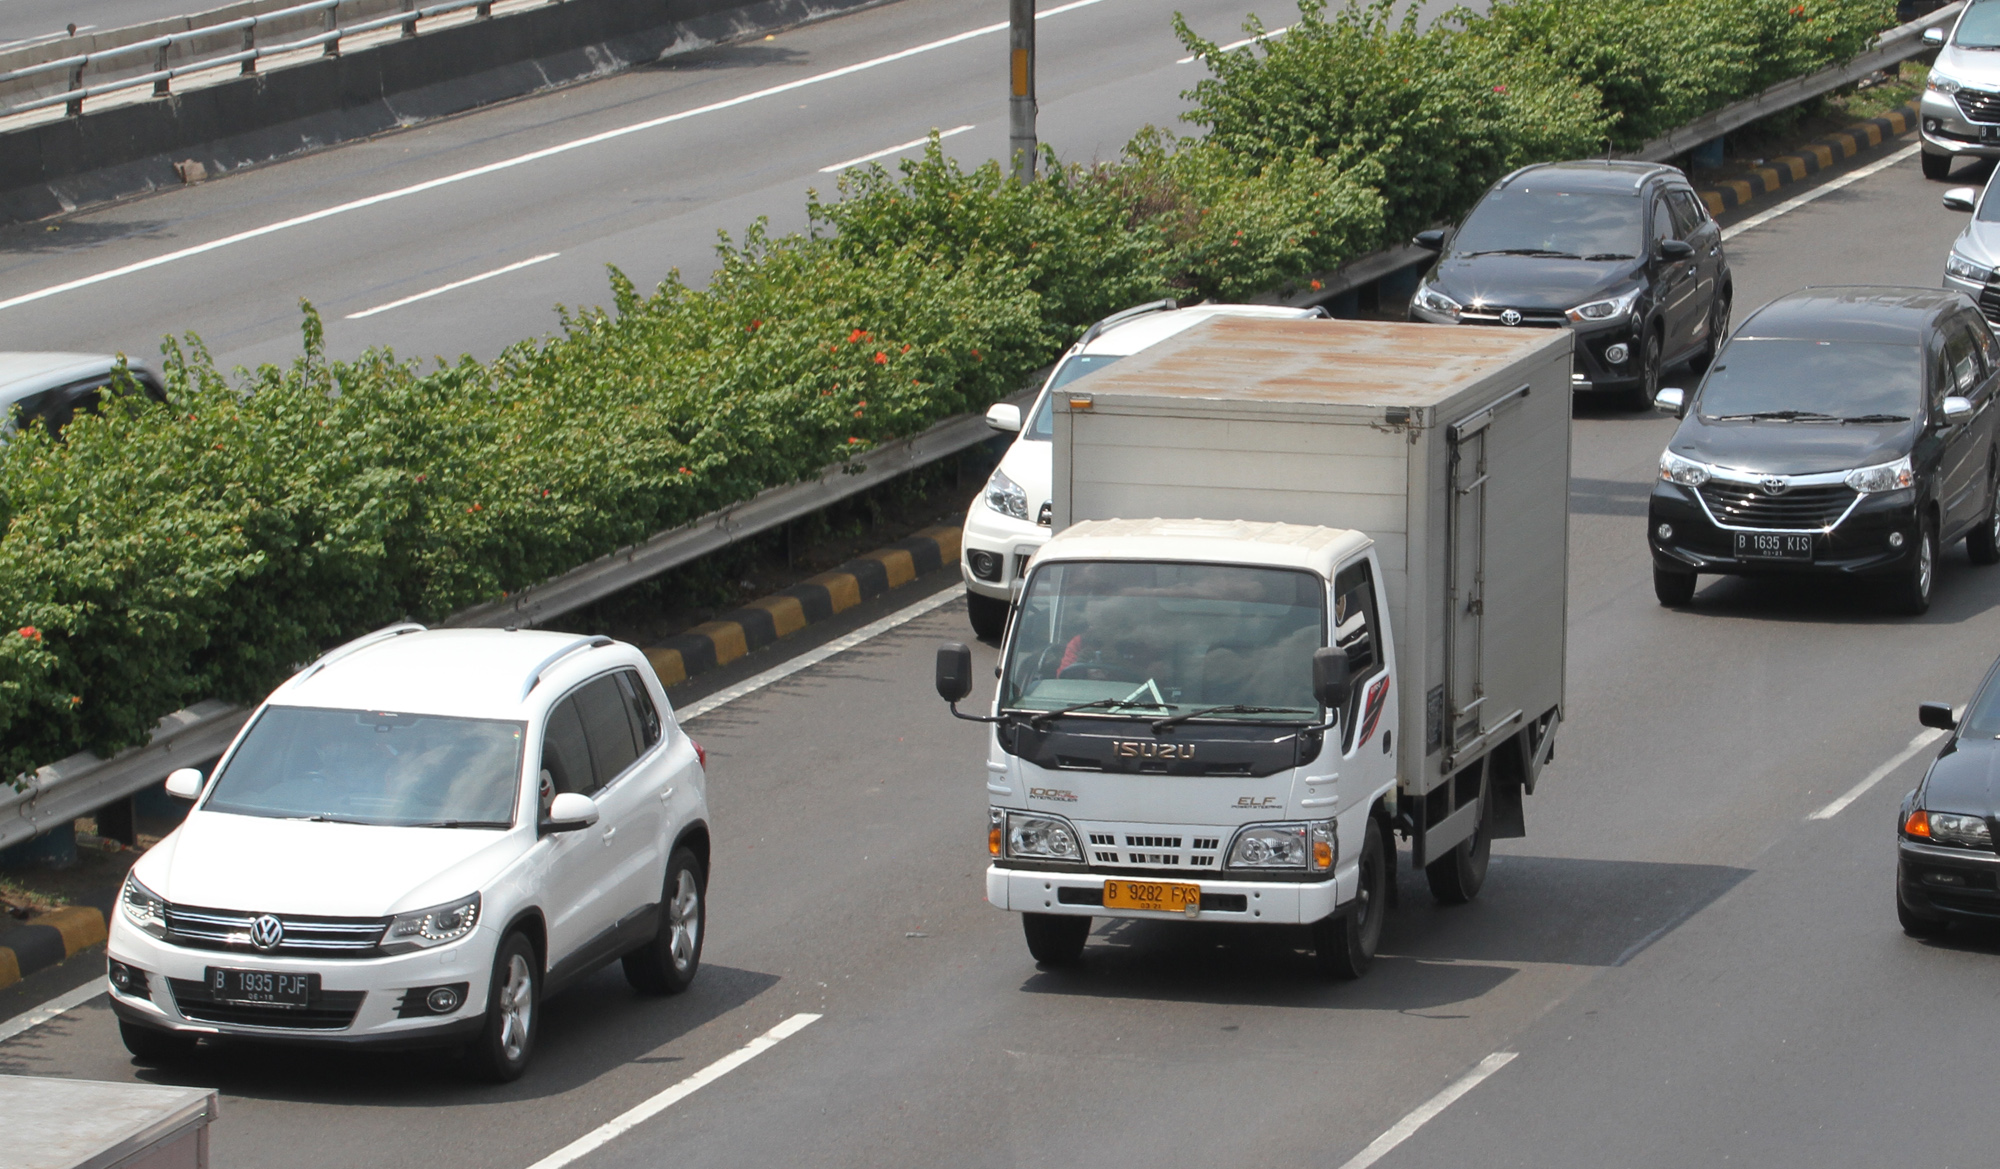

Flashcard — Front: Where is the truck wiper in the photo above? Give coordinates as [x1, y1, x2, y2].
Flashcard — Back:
[1151, 704, 1315, 731]
[1460, 248, 1580, 258]
[1025, 697, 1174, 728]
[1707, 410, 1838, 422]
[1839, 413, 1911, 424]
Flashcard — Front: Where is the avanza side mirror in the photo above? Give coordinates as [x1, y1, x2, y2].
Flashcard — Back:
[1312, 646, 1352, 712]
[1655, 387, 1687, 417]
[1919, 701, 1958, 731]
[936, 642, 975, 704]
[542, 791, 599, 834]
[1413, 229, 1446, 252]
[1657, 238, 1696, 261]
[164, 767, 203, 800]
[1943, 186, 1978, 212]
[985, 403, 1022, 433]
[1925, 25, 1946, 45]
[1944, 395, 1974, 422]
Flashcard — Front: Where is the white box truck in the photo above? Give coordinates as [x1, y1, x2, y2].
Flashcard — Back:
[934, 316, 1571, 977]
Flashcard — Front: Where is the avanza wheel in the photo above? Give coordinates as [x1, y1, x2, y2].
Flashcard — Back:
[966, 591, 1009, 642]
[1890, 516, 1938, 616]
[1922, 150, 1952, 181]
[1313, 819, 1386, 980]
[119, 1020, 199, 1064]
[1022, 913, 1089, 966]
[1426, 772, 1493, 905]
[623, 847, 706, 995]
[1967, 468, 2000, 566]
[1654, 566, 1697, 606]
[468, 932, 541, 1082]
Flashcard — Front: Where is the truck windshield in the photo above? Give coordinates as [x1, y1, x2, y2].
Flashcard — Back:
[1001, 561, 1324, 720]
[203, 706, 525, 827]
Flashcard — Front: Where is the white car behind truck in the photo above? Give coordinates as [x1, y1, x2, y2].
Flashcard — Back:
[961, 300, 1326, 640]
[935, 316, 1571, 976]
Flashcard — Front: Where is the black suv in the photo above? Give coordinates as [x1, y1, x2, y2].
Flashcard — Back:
[1648, 287, 2000, 614]
[1409, 160, 1731, 407]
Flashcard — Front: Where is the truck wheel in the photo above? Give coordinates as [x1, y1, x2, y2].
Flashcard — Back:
[1313, 819, 1385, 980]
[1899, 891, 1951, 939]
[1654, 567, 1696, 606]
[1022, 913, 1089, 966]
[966, 592, 1009, 642]
[622, 847, 706, 995]
[1426, 776, 1493, 905]
[119, 1020, 199, 1064]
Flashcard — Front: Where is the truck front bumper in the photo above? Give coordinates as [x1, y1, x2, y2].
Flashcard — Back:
[987, 865, 1342, 925]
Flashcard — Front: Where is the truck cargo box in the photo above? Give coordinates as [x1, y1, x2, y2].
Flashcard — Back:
[1051, 316, 1572, 805]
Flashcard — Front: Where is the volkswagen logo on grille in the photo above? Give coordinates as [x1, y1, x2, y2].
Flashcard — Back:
[249, 914, 284, 951]
[1499, 309, 1523, 327]
[1759, 476, 1789, 496]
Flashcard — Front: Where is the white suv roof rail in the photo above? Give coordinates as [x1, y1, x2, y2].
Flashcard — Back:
[297, 622, 427, 682]
[1076, 298, 1178, 348]
[522, 635, 615, 699]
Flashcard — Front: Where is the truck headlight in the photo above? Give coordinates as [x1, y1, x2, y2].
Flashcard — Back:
[983, 467, 1029, 521]
[1845, 456, 1913, 494]
[1926, 811, 1993, 849]
[382, 894, 480, 953]
[120, 873, 167, 939]
[1659, 451, 1711, 488]
[1227, 820, 1337, 871]
[1412, 284, 1462, 322]
[1006, 812, 1081, 861]
[1566, 288, 1641, 324]
[1947, 251, 1993, 283]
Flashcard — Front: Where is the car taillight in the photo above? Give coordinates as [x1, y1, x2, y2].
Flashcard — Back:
[692, 739, 707, 770]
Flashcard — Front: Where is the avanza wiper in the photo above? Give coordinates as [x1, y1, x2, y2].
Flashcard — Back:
[1839, 413, 1911, 424]
[1707, 410, 1838, 422]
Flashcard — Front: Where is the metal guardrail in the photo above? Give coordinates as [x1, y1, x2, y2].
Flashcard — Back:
[1, 0, 516, 117]
[0, 7, 1958, 853]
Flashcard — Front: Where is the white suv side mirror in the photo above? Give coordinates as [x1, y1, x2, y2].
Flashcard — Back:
[1943, 186, 1978, 212]
[165, 767, 203, 800]
[1925, 25, 1946, 45]
[543, 791, 599, 833]
[985, 403, 1022, 433]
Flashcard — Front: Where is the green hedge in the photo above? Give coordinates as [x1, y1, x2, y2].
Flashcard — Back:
[0, 0, 1891, 779]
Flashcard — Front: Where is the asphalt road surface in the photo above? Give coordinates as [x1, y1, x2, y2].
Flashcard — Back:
[2, 129, 1997, 1167]
[0, 0, 1419, 374]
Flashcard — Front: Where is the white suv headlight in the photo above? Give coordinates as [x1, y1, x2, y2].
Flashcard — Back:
[1567, 288, 1641, 324]
[382, 893, 480, 953]
[121, 873, 167, 939]
[1005, 812, 1081, 861]
[1660, 451, 1712, 488]
[1948, 251, 1993, 283]
[1930, 71, 1965, 95]
[1846, 456, 1914, 494]
[983, 467, 1029, 521]
[1227, 820, 1336, 872]
[1412, 284, 1462, 322]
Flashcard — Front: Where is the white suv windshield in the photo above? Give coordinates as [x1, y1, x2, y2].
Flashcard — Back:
[205, 707, 525, 828]
[1001, 561, 1324, 719]
[1023, 354, 1123, 441]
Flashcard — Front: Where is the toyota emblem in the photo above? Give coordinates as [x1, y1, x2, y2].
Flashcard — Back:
[1759, 476, 1789, 496]
[1499, 309, 1523, 327]
[250, 914, 284, 951]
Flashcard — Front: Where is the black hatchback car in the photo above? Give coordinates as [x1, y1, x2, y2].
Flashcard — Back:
[1900, 681, 2000, 937]
[1408, 160, 1731, 406]
[1647, 287, 2000, 614]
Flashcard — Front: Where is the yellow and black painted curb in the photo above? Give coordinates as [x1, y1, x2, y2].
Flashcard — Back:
[1697, 102, 1917, 217]
[0, 906, 106, 991]
[644, 525, 963, 687]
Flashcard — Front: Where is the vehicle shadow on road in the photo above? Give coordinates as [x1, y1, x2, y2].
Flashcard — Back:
[106, 963, 779, 1105]
[0, 218, 175, 254]
[1017, 855, 1748, 1010]
[649, 42, 812, 73]
[1673, 549, 2000, 626]
[1569, 476, 1653, 517]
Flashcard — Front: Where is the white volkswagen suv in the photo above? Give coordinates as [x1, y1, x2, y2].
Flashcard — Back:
[961, 300, 1326, 639]
[106, 625, 711, 1081]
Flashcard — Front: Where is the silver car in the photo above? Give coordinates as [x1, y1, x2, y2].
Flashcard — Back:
[1942, 176, 2000, 320]
[0, 352, 164, 438]
[1921, 0, 2000, 181]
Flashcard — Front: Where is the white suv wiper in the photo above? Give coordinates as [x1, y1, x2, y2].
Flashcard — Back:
[412, 820, 512, 829]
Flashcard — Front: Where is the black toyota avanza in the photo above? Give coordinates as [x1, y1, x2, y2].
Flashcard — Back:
[1647, 287, 2000, 614]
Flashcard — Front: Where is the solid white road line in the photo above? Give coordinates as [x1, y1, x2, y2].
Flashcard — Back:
[0, 0, 1109, 315]
[0, 979, 105, 1046]
[1809, 728, 1947, 820]
[1720, 142, 1921, 243]
[819, 124, 974, 173]
[1178, 25, 1289, 63]
[345, 252, 560, 319]
[679, 584, 963, 723]
[1336, 1051, 1518, 1169]
[523, 1013, 821, 1169]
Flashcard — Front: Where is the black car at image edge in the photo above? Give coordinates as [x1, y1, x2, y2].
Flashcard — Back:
[1900, 679, 2000, 937]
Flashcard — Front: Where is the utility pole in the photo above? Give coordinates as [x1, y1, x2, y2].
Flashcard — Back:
[1009, 0, 1036, 182]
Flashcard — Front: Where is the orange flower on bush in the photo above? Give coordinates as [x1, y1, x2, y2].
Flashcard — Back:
[1310, 279, 1323, 291]
[873, 352, 888, 364]
[19, 626, 41, 641]
[847, 328, 870, 343]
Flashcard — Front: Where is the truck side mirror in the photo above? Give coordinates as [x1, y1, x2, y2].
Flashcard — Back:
[936, 642, 975, 704]
[1919, 701, 1958, 731]
[1312, 647, 1352, 712]
[1413, 229, 1446, 252]
[164, 767, 203, 800]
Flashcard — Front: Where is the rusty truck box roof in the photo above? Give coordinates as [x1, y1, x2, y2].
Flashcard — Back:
[1060, 316, 1572, 413]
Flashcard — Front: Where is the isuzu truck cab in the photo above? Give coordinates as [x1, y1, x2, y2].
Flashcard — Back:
[936, 316, 1572, 978]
